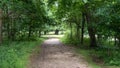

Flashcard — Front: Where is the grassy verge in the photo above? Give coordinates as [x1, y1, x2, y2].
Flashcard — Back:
[0, 38, 44, 68]
[61, 37, 120, 68]
[75, 48, 101, 68]
[61, 37, 101, 68]
[75, 48, 120, 68]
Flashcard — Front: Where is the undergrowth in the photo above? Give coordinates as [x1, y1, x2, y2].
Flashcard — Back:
[61, 35, 120, 67]
[0, 38, 44, 68]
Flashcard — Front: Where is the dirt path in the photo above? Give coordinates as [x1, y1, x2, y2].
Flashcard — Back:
[28, 38, 91, 68]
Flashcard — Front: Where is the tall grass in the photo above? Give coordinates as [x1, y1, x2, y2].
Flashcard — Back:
[0, 39, 44, 68]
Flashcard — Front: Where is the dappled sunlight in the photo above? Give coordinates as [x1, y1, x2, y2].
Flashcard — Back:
[41, 35, 64, 38]
[44, 38, 61, 45]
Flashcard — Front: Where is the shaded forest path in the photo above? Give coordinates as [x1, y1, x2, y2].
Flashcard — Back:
[28, 38, 91, 68]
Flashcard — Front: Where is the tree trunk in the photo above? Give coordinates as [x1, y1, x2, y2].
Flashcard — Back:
[55, 29, 59, 35]
[81, 12, 85, 44]
[85, 13, 97, 47]
[97, 34, 102, 45]
[7, 21, 10, 39]
[114, 37, 117, 46]
[88, 27, 97, 47]
[44, 31, 47, 35]
[114, 35, 117, 46]
[11, 18, 16, 41]
[117, 36, 120, 48]
[28, 24, 32, 38]
[76, 25, 80, 40]
[6, 9, 10, 40]
[0, 9, 2, 44]
[39, 30, 41, 37]
[69, 22, 73, 39]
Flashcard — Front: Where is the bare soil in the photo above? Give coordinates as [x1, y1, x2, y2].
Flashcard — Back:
[28, 38, 91, 68]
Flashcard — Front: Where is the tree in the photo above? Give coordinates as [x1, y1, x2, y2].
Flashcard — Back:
[0, 9, 2, 44]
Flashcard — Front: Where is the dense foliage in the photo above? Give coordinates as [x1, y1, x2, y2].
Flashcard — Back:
[52, 0, 120, 66]
[0, 0, 54, 41]
[48, 0, 120, 48]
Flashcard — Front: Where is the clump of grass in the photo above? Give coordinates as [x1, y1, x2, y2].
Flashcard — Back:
[0, 38, 44, 68]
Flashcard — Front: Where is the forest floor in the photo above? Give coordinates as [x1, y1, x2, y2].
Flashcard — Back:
[28, 38, 92, 68]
